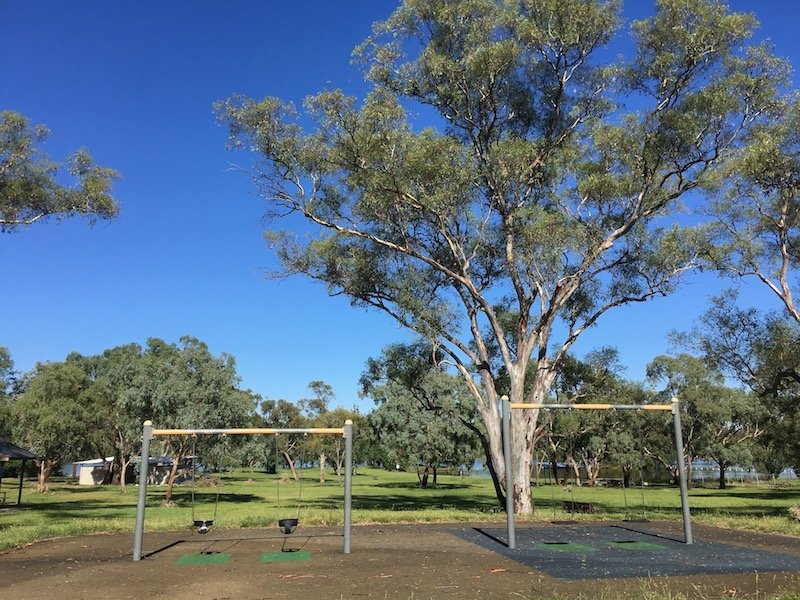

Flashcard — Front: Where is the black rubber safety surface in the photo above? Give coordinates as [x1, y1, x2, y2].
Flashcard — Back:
[452, 524, 800, 580]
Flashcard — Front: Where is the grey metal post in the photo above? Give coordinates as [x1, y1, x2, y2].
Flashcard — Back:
[343, 419, 353, 554]
[133, 420, 153, 561]
[502, 395, 515, 549]
[671, 399, 693, 544]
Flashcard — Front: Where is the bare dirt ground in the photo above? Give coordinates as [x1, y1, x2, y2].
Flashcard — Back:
[1, 522, 799, 599]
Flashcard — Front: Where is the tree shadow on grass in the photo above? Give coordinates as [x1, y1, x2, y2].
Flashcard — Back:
[371, 482, 474, 490]
[350, 493, 500, 512]
[693, 488, 800, 501]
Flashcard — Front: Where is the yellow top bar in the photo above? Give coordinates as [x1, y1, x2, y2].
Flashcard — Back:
[150, 427, 346, 436]
[509, 403, 673, 411]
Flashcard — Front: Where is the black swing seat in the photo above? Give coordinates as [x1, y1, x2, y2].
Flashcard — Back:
[278, 518, 298, 535]
[194, 519, 214, 534]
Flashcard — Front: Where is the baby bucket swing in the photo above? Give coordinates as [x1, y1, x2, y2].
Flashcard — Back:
[275, 433, 307, 536]
[189, 434, 224, 534]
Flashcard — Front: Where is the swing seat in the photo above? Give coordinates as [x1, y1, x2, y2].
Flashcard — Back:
[278, 518, 298, 535]
[194, 519, 214, 534]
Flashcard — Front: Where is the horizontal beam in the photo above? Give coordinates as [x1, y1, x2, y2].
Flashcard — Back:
[150, 427, 346, 436]
[509, 403, 673, 411]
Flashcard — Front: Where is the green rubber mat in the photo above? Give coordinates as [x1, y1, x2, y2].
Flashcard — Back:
[537, 542, 597, 553]
[609, 541, 665, 551]
[261, 550, 312, 563]
[176, 552, 232, 565]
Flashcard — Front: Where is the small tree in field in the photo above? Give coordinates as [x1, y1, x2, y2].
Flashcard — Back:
[362, 344, 482, 487]
[217, 0, 785, 512]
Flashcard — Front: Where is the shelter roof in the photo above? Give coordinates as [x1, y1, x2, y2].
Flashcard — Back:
[0, 440, 37, 460]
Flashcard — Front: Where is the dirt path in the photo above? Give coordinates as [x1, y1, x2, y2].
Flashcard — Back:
[2, 522, 799, 599]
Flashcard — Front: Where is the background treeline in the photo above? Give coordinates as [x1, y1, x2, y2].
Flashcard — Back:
[3, 318, 795, 500]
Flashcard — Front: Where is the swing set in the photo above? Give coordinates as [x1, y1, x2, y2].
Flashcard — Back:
[501, 397, 693, 550]
[132, 420, 353, 561]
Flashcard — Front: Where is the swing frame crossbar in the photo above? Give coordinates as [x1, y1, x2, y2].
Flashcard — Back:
[502, 398, 692, 550]
[132, 420, 354, 561]
[151, 427, 346, 436]
[510, 403, 673, 411]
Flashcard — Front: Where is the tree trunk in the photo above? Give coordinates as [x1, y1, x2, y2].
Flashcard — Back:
[318, 452, 326, 484]
[165, 459, 180, 502]
[584, 457, 600, 487]
[622, 465, 632, 489]
[36, 460, 53, 493]
[718, 462, 727, 489]
[507, 366, 553, 515]
[566, 451, 582, 486]
[119, 457, 132, 494]
[417, 464, 430, 488]
[433, 464, 437, 485]
[283, 450, 299, 481]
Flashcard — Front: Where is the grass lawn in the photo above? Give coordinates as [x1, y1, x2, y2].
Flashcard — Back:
[1, 467, 798, 552]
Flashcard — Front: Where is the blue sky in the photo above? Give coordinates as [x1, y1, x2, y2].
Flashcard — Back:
[1, 1, 797, 411]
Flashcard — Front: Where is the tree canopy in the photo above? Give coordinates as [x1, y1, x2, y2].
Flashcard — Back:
[217, 0, 788, 513]
[0, 110, 119, 232]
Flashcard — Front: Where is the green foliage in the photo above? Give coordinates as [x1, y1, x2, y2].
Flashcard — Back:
[647, 354, 765, 487]
[677, 291, 800, 472]
[363, 344, 482, 484]
[7, 337, 256, 495]
[0, 110, 119, 231]
[12, 361, 104, 490]
[0, 347, 15, 440]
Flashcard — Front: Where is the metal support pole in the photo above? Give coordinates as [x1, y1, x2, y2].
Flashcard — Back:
[502, 395, 515, 549]
[133, 420, 153, 561]
[343, 419, 353, 554]
[17, 460, 25, 505]
[671, 399, 693, 544]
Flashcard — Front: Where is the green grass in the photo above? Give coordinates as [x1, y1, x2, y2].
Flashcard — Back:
[1, 467, 798, 553]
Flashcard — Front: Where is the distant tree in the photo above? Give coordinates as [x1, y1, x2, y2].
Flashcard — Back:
[298, 380, 334, 483]
[12, 361, 102, 491]
[0, 110, 119, 231]
[217, 0, 781, 512]
[68, 344, 148, 493]
[677, 292, 800, 471]
[124, 337, 255, 502]
[0, 347, 16, 440]
[294, 381, 363, 484]
[259, 396, 306, 479]
[647, 354, 764, 488]
[547, 349, 642, 487]
[311, 407, 364, 482]
[362, 344, 482, 487]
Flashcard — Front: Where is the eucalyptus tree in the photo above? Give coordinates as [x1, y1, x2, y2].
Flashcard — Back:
[678, 292, 800, 471]
[362, 343, 482, 487]
[706, 97, 800, 321]
[124, 337, 256, 502]
[81, 343, 148, 493]
[12, 361, 102, 491]
[0, 111, 119, 231]
[647, 354, 764, 488]
[0, 347, 15, 440]
[258, 396, 307, 479]
[217, 0, 784, 512]
[367, 374, 482, 487]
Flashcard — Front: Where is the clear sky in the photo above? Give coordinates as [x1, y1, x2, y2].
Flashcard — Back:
[1, 1, 797, 411]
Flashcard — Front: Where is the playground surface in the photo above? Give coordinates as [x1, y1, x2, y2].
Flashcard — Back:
[2, 521, 799, 599]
